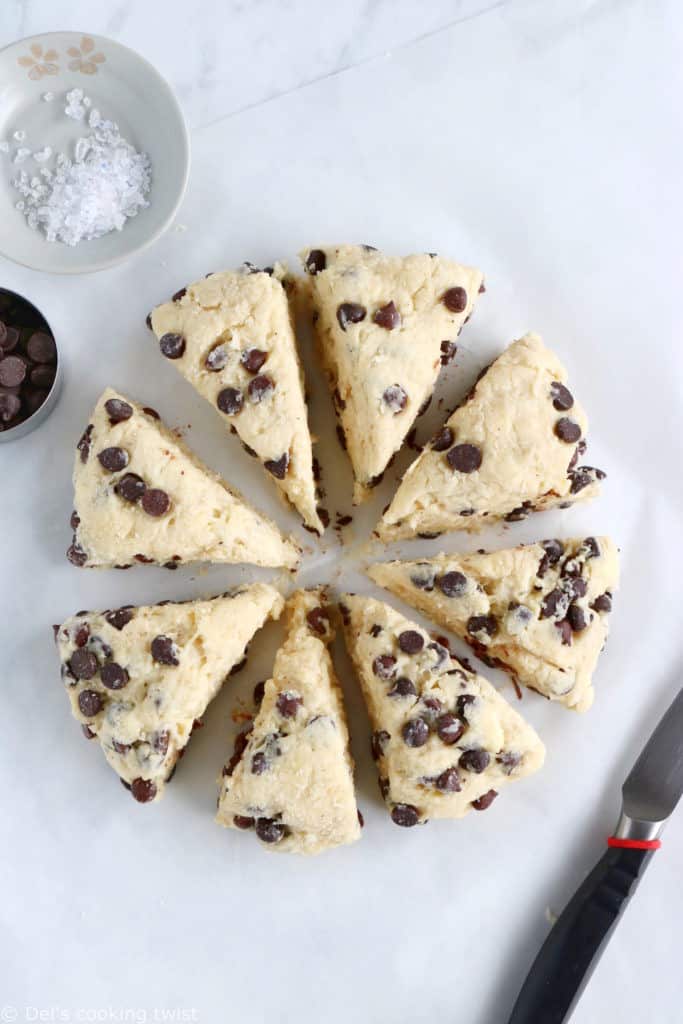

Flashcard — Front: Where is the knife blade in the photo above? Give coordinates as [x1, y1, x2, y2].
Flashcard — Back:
[507, 686, 683, 1024]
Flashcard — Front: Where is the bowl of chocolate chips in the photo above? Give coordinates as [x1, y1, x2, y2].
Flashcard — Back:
[0, 287, 60, 440]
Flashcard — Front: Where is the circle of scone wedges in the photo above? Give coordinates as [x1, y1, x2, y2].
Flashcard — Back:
[55, 244, 617, 855]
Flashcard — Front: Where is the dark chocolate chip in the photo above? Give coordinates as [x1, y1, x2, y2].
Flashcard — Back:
[497, 752, 521, 774]
[172, 287, 187, 302]
[0, 392, 21, 421]
[337, 303, 366, 330]
[251, 752, 268, 775]
[382, 384, 408, 414]
[371, 730, 390, 760]
[447, 443, 482, 473]
[410, 565, 436, 591]
[369, 624, 382, 638]
[204, 343, 229, 371]
[436, 714, 465, 745]
[97, 446, 129, 472]
[233, 815, 255, 829]
[472, 789, 498, 810]
[130, 778, 157, 803]
[554, 619, 573, 645]
[115, 473, 146, 503]
[0, 355, 27, 387]
[591, 592, 612, 613]
[247, 374, 275, 403]
[550, 382, 574, 411]
[437, 571, 467, 598]
[569, 466, 606, 494]
[398, 630, 424, 654]
[78, 689, 102, 717]
[104, 398, 133, 424]
[554, 418, 582, 443]
[540, 588, 564, 619]
[276, 691, 303, 718]
[145, 312, 153, 330]
[105, 607, 134, 631]
[142, 406, 160, 419]
[467, 614, 498, 638]
[306, 607, 330, 635]
[402, 717, 430, 748]
[159, 333, 186, 359]
[217, 386, 243, 415]
[373, 301, 401, 330]
[26, 331, 57, 363]
[391, 803, 420, 827]
[432, 426, 454, 452]
[241, 348, 268, 374]
[253, 681, 266, 705]
[151, 635, 180, 666]
[388, 677, 417, 698]
[442, 287, 467, 313]
[305, 249, 326, 275]
[30, 363, 56, 389]
[67, 541, 88, 566]
[567, 604, 587, 632]
[440, 341, 457, 365]
[459, 748, 490, 773]
[434, 767, 461, 792]
[69, 648, 98, 680]
[372, 655, 396, 680]
[504, 503, 533, 523]
[141, 489, 170, 517]
[100, 662, 129, 690]
[255, 817, 286, 843]
[264, 453, 289, 479]
[427, 640, 449, 668]
[81, 724, 96, 740]
[1, 326, 20, 352]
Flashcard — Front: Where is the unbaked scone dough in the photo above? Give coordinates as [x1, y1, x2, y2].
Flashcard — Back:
[300, 244, 483, 504]
[377, 333, 605, 541]
[369, 536, 618, 713]
[54, 584, 284, 803]
[216, 589, 361, 854]
[150, 267, 323, 533]
[340, 594, 544, 825]
[68, 388, 299, 570]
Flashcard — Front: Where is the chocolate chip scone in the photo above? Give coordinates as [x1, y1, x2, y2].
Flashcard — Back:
[369, 537, 619, 713]
[301, 245, 483, 504]
[149, 267, 324, 533]
[69, 388, 299, 569]
[340, 595, 544, 826]
[377, 333, 605, 541]
[54, 584, 284, 803]
[216, 589, 361, 854]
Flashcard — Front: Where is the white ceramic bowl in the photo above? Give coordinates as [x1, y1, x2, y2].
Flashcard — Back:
[0, 32, 190, 274]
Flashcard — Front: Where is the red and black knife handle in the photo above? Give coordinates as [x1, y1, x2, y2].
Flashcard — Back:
[507, 840, 659, 1024]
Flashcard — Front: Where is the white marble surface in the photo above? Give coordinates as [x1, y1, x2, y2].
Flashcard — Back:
[1, 2, 682, 1022]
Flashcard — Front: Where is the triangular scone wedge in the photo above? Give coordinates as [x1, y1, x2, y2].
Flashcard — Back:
[149, 267, 324, 533]
[54, 584, 284, 803]
[368, 536, 619, 713]
[340, 595, 544, 826]
[377, 333, 605, 541]
[301, 245, 483, 503]
[217, 590, 361, 854]
[68, 388, 299, 569]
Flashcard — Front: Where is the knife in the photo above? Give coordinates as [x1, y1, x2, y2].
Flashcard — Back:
[507, 686, 683, 1024]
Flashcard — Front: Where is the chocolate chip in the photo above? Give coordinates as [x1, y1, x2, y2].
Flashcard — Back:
[135, 554, 154, 563]
[442, 287, 467, 313]
[104, 398, 133, 424]
[432, 426, 454, 452]
[398, 630, 424, 654]
[97, 447, 129, 472]
[264, 453, 289, 479]
[1, 326, 19, 353]
[217, 386, 243, 415]
[447, 443, 482, 473]
[382, 384, 407, 414]
[568, 577, 587, 599]
[581, 536, 601, 559]
[141, 489, 170, 517]
[391, 804, 420, 827]
[0, 392, 21, 421]
[369, 624, 382, 638]
[145, 312, 153, 330]
[427, 641, 449, 668]
[459, 748, 490, 773]
[373, 301, 401, 330]
[402, 717, 429, 748]
[467, 614, 498, 638]
[388, 677, 417, 698]
[554, 418, 582, 443]
[497, 752, 521, 775]
[540, 588, 564, 619]
[306, 606, 330, 635]
[567, 605, 587, 632]
[130, 778, 157, 803]
[410, 565, 436, 591]
[440, 341, 457, 365]
[253, 681, 266, 705]
[233, 815, 255, 829]
[337, 303, 366, 330]
[472, 789, 497, 811]
[504, 503, 533, 523]
[435, 767, 461, 792]
[555, 619, 573, 645]
[569, 466, 606, 494]
[30, 363, 56, 389]
[251, 752, 268, 775]
[100, 662, 129, 690]
[69, 649, 98, 680]
[26, 331, 57, 363]
[255, 817, 286, 843]
[241, 348, 268, 374]
[305, 249, 326, 275]
[276, 691, 303, 718]
[115, 473, 146, 503]
[142, 406, 160, 419]
[159, 333, 185, 359]
[437, 571, 467, 598]
[592, 592, 612, 613]
[247, 374, 275, 403]
[151, 635, 180, 666]
[0, 355, 27, 387]
[67, 541, 88, 566]
[550, 382, 574, 411]
[172, 287, 187, 302]
[371, 730, 390, 760]
[105, 607, 134, 631]
[436, 714, 465, 746]
[74, 624, 90, 647]
[372, 655, 396, 680]
[81, 725, 96, 740]
[78, 689, 102, 717]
